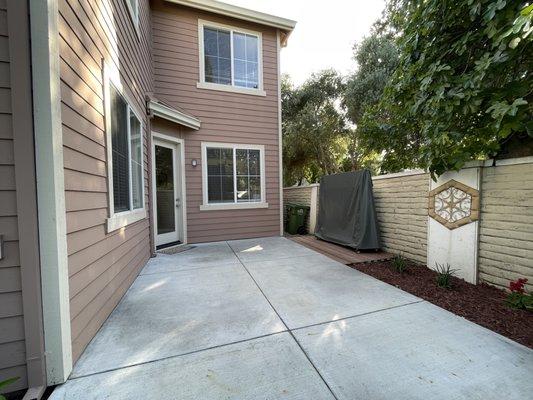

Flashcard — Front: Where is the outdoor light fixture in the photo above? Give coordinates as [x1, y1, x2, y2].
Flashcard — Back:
[191, 159, 198, 167]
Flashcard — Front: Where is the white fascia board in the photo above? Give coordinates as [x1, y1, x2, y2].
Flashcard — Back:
[30, 0, 72, 385]
[148, 100, 201, 130]
[164, 0, 296, 32]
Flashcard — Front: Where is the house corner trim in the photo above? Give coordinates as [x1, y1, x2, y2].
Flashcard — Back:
[30, 0, 73, 384]
[277, 29, 284, 236]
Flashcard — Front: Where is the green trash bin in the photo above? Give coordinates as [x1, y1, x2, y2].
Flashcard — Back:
[285, 203, 310, 235]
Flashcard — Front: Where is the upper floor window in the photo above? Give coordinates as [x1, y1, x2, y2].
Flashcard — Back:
[125, 0, 139, 31]
[198, 20, 265, 96]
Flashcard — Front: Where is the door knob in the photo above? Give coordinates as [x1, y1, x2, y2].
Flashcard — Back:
[175, 198, 181, 208]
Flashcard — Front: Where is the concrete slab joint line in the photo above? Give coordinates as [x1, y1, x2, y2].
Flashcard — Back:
[225, 240, 341, 400]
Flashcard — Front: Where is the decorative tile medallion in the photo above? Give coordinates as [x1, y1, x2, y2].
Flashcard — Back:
[428, 180, 479, 230]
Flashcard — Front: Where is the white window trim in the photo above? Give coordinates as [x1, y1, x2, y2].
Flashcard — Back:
[200, 142, 268, 211]
[198, 19, 266, 97]
[124, 0, 140, 36]
[103, 62, 147, 232]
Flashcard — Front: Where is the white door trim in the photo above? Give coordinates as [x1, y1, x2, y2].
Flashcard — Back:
[151, 132, 188, 246]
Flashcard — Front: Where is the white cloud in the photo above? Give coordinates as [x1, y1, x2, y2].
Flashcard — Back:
[224, 0, 385, 84]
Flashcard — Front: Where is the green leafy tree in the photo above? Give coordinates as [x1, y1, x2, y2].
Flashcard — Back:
[344, 34, 399, 125]
[343, 33, 399, 173]
[282, 71, 349, 185]
[359, 0, 533, 176]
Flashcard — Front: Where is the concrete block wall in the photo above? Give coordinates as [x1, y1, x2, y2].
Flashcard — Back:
[372, 171, 430, 264]
[478, 161, 533, 292]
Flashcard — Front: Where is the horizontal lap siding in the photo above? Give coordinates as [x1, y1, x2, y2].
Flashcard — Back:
[479, 163, 533, 292]
[152, 0, 281, 243]
[372, 174, 430, 263]
[59, 0, 153, 362]
[0, 1, 26, 392]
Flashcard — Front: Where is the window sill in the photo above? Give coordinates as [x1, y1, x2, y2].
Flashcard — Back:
[106, 208, 147, 232]
[197, 82, 266, 97]
[200, 202, 269, 211]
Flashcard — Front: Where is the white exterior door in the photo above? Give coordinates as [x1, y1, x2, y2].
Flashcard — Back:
[153, 138, 183, 247]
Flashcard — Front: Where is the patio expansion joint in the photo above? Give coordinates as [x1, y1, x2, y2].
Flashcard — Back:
[227, 241, 341, 400]
[67, 330, 290, 381]
[290, 300, 425, 332]
[139, 261, 240, 276]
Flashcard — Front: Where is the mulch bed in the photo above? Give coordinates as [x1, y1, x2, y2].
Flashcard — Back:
[350, 260, 533, 349]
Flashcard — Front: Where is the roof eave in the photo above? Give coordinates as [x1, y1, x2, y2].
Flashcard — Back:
[164, 0, 296, 33]
[148, 100, 201, 130]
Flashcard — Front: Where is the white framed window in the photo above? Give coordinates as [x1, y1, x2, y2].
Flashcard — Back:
[198, 20, 265, 97]
[103, 62, 146, 231]
[200, 142, 268, 211]
[125, 0, 139, 33]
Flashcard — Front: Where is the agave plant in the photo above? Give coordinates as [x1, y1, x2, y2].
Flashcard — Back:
[392, 254, 408, 274]
[435, 263, 458, 289]
[0, 377, 19, 400]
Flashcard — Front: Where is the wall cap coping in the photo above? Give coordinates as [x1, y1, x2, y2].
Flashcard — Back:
[372, 169, 427, 180]
[283, 183, 320, 190]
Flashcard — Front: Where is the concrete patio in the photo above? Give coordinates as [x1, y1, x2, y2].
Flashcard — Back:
[50, 237, 533, 399]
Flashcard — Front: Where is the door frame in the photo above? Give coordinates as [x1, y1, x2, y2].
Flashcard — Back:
[151, 131, 188, 247]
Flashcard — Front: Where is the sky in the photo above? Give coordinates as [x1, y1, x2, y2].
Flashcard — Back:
[224, 0, 386, 85]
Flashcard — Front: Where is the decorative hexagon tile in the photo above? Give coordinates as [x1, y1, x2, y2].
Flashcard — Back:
[428, 179, 479, 230]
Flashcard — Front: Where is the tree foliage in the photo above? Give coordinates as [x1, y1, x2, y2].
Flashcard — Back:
[358, 0, 533, 176]
[282, 70, 349, 185]
[344, 34, 399, 125]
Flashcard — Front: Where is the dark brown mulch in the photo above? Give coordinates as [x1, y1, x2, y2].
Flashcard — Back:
[350, 260, 533, 349]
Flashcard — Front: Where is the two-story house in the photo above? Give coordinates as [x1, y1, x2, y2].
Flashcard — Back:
[0, 0, 295, 396]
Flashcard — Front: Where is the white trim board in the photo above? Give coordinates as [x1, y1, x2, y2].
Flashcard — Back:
[30, 0, 72, 385]
[277, 30, 283, 235]
[151, 131, 188, 245]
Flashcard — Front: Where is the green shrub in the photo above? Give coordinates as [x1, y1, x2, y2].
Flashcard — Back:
[435, 263, 457, 289]
[0, 377, 19, 400]
[392, 254, 407, 273]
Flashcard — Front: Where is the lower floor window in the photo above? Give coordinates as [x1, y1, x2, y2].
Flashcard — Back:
[204, 143, 264, 205]
[109, 83, 144, 214]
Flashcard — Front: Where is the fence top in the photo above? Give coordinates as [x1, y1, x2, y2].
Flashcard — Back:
[282, 157, 533, 189]
[283, 183, 320, 190]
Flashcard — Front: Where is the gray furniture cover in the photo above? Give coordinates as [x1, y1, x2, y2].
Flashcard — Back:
[315, 170, 380, 250]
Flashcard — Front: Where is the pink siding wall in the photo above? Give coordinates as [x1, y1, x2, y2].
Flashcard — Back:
[0, 0, 27, 391]
[59, 0, 153, 361]
[151, 0, 282, 243]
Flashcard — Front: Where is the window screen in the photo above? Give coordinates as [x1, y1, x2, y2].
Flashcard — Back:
[236, 149, 261, 202]
[110, 85, 130, 213]
[204, 27, 231, 85]
[233, 33, 259, 88]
